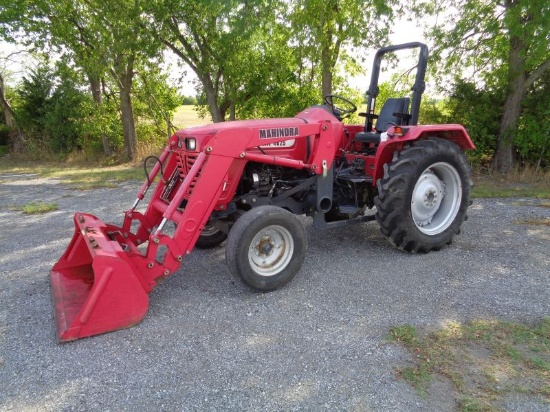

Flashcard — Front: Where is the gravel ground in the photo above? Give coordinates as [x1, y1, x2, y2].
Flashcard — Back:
[0, 174, 549, 411]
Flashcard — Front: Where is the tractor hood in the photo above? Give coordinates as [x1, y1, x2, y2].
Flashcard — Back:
[173, 106, 339, 151]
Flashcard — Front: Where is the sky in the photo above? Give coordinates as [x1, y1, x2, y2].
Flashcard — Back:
[350, 20, 427, 90]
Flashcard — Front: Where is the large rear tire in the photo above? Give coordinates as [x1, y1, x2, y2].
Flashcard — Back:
[374, 137, 472, 253]
[226, 206, 307, 291]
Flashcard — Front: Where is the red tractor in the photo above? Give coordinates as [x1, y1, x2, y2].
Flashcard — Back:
[51, 42, 474, 341]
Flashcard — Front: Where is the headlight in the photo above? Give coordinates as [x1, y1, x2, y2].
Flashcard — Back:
[185, 137, 196, 151]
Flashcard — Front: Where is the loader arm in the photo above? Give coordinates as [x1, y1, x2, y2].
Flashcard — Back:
[127, 120, 340, 286]
[51, 113, 340, 342]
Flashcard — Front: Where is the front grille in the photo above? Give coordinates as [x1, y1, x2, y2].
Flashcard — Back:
[177, 152, 201, 194]
[160, 152, 201, 203]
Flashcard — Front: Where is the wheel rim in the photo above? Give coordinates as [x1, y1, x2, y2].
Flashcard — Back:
[248, 225, 294, 276]
[411, 162, 462, 235]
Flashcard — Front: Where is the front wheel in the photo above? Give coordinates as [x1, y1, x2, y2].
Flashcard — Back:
[195, 221, 227, 249]
[225, 206, 307, 291]
[374, 137, 472, 253]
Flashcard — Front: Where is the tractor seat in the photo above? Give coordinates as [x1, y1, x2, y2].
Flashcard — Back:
[354, 97, 411, 144]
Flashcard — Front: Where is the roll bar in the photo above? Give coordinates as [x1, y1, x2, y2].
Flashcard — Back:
[366, 42, 429, 129]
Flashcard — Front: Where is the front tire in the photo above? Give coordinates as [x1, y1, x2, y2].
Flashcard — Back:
[374, 137, 472, 253]
[225, 206, 307, 291]
[195, 221, 227, 249]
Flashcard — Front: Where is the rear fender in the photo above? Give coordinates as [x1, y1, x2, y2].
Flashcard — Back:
[372, 124, 475, 184]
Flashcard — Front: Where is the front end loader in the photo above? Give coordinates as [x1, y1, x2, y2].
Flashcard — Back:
[51, 42, 475, 342]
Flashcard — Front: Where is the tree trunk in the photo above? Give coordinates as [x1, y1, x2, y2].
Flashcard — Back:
[118, 67, 137, 162]
[88, 74, 112, 156]
[0, 73, 24, 152]
[321, 38, 333, 98]
[0, 73, 17, 128]
[89, 75, 103, 105]
[492, 35, 527, 174]
[321, 59, 333, 98]
[202, 75, 224, 122]
[492, 84, 524, 173]
[320, 2, 340, 99]
[160, 29, 225, 123]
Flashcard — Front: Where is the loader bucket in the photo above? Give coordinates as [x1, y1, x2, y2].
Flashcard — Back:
[51, 213, 149, 342]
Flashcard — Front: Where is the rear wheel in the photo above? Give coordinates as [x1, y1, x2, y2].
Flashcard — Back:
[374, 137, 472, 252]
[226, 206, 307, 291]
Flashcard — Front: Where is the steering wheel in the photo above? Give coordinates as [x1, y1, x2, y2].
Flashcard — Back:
[323, 94, 357, 119]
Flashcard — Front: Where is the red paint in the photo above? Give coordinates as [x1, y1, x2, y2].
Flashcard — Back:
[51, 107, 474, 342]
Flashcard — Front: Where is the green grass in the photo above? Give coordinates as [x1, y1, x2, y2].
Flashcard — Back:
[2, 201, 59, 214]
[21, 201, 58, 214]
[389, 319, 550, 411]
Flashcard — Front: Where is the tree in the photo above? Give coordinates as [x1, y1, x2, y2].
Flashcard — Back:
[0, 49, 28, 152]
[148, 0, 293, 122]
[0, 70, 23, 151]
[441, 80, 504, 166]
[514, 71, 550, 169]
[45, 0, 161, 161]
[418, 0, 550, 173]
[149, 0, 394, 122]
[290, 0, 394, 98]
[0, 0, 170, 161]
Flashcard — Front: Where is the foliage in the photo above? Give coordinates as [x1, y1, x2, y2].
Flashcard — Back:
[150, 0, 395, 122]
[432, 76, 550, 170]
[7, 61, 181, 158]
[15, 66, 52, 139]
[11, 63, 119, 156]
[290, 0, 394, 97]
[442, 80, 504, 166]
[181, 95, 197, 105]
[148, 0, 305, 121]
[43, 65, 92, 153]
[233, 23, 322, 119]
[0, 124, 8, 145]
[133, 69, 181, 143]
[1, 0, 548, 173]
[515, 71, 550, 169]
[0, 0, 173, 161]
[415, 0, 550, 173]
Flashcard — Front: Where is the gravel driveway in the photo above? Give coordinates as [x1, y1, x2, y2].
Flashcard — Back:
[1, 174, 549, 411]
